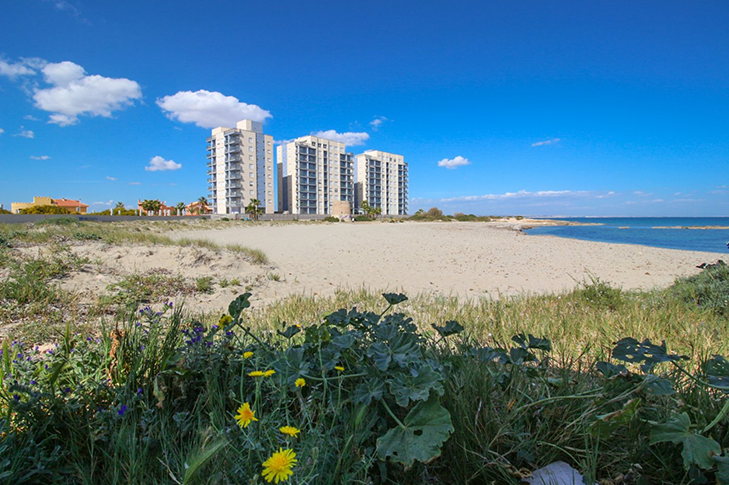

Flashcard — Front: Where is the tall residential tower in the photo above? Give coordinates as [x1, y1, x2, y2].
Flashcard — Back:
[354, 150, 408, 216]
[206, 120, 274, 215]
[277, 135, 354, 215]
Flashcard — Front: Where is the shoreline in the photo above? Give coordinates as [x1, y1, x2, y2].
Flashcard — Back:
[171, 220, 724, 302]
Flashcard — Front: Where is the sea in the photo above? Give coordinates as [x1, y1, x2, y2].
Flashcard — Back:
[525, 217, 729, 254]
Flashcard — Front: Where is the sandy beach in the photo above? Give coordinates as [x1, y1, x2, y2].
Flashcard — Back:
[169, 220, 725, 302]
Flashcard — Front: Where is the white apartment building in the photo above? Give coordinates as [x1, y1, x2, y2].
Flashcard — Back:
[354, 150, 408, 216]
[277, 135, 354, 215]
[206, 120, 275, 215]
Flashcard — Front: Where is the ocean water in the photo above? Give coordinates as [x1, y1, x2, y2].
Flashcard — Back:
[525, 217, 729, 254]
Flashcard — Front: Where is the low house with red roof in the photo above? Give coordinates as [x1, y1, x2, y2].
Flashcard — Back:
[53, 198, 89, 214]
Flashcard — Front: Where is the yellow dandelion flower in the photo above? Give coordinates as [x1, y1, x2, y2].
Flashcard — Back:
[243, 351, 254, 359]
[249, 370, 264, 377]
[219, 315, 234, 328]
[262, 448, 297, 483]
[263, 369, 276, 377]
[234, 402, 258, 428]
[334, 366, 345, 372]
[295, 378, 306, 388]
[279, 426, 301, 438]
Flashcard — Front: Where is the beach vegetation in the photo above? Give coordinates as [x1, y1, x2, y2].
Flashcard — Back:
[670, 260, 728, 316]
[323, 216, 339, 222]
[1, 287, 728, 483]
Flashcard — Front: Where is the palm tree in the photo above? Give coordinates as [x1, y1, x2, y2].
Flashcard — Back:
[140, 199, 161, 216]
[196, 196, 209, 215]
[175, 202, 186, 216]
[245, 199, 262, 221]
[114, 201, 125, 216]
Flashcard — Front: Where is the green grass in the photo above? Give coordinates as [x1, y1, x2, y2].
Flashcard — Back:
[1, 282, 727, 483]
[1, 243, 728, 483]
[0, 220, 269, 266]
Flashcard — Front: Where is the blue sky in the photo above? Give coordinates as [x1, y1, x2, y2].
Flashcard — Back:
[1, 0, 727, 216]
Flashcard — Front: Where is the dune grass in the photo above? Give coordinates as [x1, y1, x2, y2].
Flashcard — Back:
[1, 272, 727, 483]
[0, 219, 269, 265]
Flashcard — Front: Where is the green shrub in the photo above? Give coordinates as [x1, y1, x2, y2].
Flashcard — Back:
[670, 261, 729, 316]
[2, 293, 729, 483]
[570, 276, 624, 310]
[20, 205, 72, 215]
[323, 216, 339, 223]
[354, 215, 370, 222]
[195, 276, 214, 293]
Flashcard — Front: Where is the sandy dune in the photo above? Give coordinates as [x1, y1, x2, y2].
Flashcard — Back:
[173, 221, 725, 299]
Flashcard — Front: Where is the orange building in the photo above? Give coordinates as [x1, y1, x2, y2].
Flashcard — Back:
[185, 201, 212, 215]
[137, 199, 176, 216]
[53, 198, 89, 214]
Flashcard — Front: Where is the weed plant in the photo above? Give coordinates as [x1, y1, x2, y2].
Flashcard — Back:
[1, 291, 728, 483]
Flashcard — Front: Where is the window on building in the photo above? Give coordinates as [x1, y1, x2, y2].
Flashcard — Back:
[249, 164, 254, 169]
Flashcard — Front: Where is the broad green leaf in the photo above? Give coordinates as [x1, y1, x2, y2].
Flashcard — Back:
[715, 455, 729, 484]
[331, 332, 358, 350]
[352, 378, 385, 405]
[367, 342, 391, 371]
[376, 396, 454, 466]
[388, 365, 444, 407]
[512, 333, 552, 351]
[509, 347, 536, 365]
[470, 346, 509, 364]
[704, 355, 729, 392]
[651, 413, 721, 470]
[596, 361, 628, 379]
[390, 332, 422, 368]
[432, 321, 464, 338]
[681, 434, 721, 470]
[651, 412, 691, 444]
[319, 347, 341, 371]
[277, 324, 301, 339]
[589, 398, 641, 438]
[643, 375, 675, 396]
[382, 293, 408, 305]
[227, 293, 251, 321]
[612, 337, 687, 373]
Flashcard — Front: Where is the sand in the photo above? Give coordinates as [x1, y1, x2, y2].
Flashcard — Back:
[169, 220, 726, 301]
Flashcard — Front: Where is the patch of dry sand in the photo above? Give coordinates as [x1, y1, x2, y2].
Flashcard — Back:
[169, 220, 725, 300]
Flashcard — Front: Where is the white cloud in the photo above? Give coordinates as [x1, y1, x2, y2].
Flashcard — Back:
[0, 128, 4, 135]
[531, 138, 561, 147]
[437, 156, 470, 169]
[30, 155, 50, 160]
[33, 61, 142, 126]
[106, 176, 117, 181]
[313, 130, 369, 146]
[440, 189, 592, 203]
[15, 127, 34, 138]
[157, 90, 271, 129]
[24, 115, 39, 121]
[369, 116, 389, 131]
[91, 199, 114, 207]
[274, 138, 296, 146]
[0, 59, 35, 79]
[129, 182, 141, 185]
[145, 156, 182, 172]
